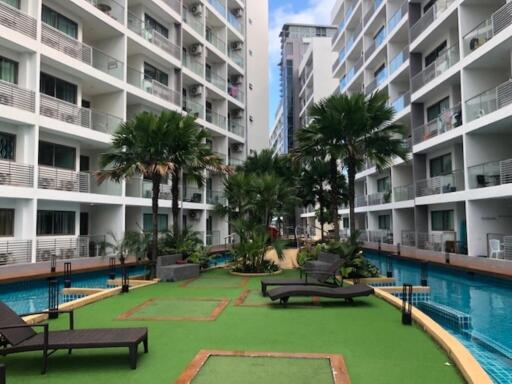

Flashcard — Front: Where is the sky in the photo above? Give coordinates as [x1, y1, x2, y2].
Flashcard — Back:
[267, 0, 336, 131]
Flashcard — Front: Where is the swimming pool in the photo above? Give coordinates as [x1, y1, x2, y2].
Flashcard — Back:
[208, 253, 233, 268]
[365, 251, 512, 383]
[0, 265, 147, 315]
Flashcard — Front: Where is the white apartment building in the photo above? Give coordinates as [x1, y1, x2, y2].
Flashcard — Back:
[316, 0, 512, 269]
[0, 0, 268, 265]
[269, 102, 284, 155]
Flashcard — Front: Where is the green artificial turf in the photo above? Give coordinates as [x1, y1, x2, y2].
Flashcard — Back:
[2, 269, 463, 384]
[121, 298, 224, 320]
[183, 274, 247, 288]
[192, 356, 334, 384]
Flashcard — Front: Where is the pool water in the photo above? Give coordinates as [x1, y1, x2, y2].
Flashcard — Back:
[208, 253, 233, 268]
[0, 265, 147, 315]
[365, 251, 512, 383]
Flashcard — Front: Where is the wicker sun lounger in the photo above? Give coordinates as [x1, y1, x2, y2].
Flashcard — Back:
[0, 301, 148, 374]
[261, 258, 345, 296]
[267, 284, 374, 306]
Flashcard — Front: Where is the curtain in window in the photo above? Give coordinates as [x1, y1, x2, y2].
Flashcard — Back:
[38, 142, 76, 170]
[0, 209, 14, 237]
[42, 5, 78, 38]
[0, 133, 15, 160]
[143, 214, 168, 232]
[1, 0, 20, 9]
[0, 57, 18, 84]
[431, 211, 454, 231]
[37, 210, 75, 235]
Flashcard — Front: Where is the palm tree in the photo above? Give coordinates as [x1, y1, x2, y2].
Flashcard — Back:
[97, 110, 225, 274]
[297, 91, 407, 238]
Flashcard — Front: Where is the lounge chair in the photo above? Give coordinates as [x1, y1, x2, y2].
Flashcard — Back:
[261, 258, 344, 296]
[302, 252, 339, 273]
[267, 284, 374, 306]
[0, 301, 148, 374]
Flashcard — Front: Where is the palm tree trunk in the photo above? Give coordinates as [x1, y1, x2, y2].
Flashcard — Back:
[329, 157, 340, 241]
[171, 173, 180, 235]
[151, 175, 161, 278]
[319, 186, 325, 242]
[348, 157, 356, 237]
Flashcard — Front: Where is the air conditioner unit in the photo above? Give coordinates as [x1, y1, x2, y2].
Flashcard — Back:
[191, 3, 203, 16]
[232, 75, 243, 85]
[191, 84, 203, 97]
[231, 143, 243, 152]
[0, 92, 13, 107]
[190, 43, 203, 56]
[233, 8, 243, 18]
[231, 41, 243, 51]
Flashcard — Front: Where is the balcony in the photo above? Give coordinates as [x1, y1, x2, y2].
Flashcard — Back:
[163, 0, 181, 15]
[127, 13, 181, 60]
[0, 80, 35, 112]
[346, 56, 364, 85]
[0, 239, 32, 265]
[182, 187, 203, 203]
[228, 84, 244, 103]
[38, 166, 121, 195]
[401, 230, 416, 247]
[463, 2, 512, 56]
[390, 91, 410, 114]
[387, 1, 408, 34]
[206, 190, 225, 205]
[41, 24, 124, 80]
[228, 158, 243, 167]
[468, 158, 512, 189]
[363, 0, 383, 26]
[35, 235, 111, 262]
[365, 29, 386, 61]
[84, 0, 125, 24]
[183, 54, 204, 77]
[410, 0, 456, 43]
[229, 120, 244, 137]
[125, 178, 172, 200]
[368, 230, 393, 244]
[206, 29, 226, 53]
[40, 94, 123, 134]
[208, 0, 226, 17]
[466, 79, 512, 123]
[411, 44, 459, 93]
[486, 234, 512, 260]
[416, 231, 460, 253]
[365, 68, 387, 95]
[389, 47, 408, 75]
[127, 67, 180, 106]
[394, 184, 414, 202]
[368, 191, 392, 205]
[183, 8, 204, 35]
[206, 110, 227, 129]
[228, 12, 243, 33]
[183, 98, 204, 119]
[346, 24, 363, 54]
[415, 169, 464, 197]
[228, 48, 244, 68]
[206, 70, 227, 91]
[413, 103, 462, 144]
[355, 195, 367, 207]
[0, 0, 36, 38]
[0, 160, 33, 188]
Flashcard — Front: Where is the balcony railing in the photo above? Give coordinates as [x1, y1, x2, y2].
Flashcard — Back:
[401, 230, 416, 247]
[206, 110, 227, 129]
[415, 169, 464, 197]
[346, 24, 363, 54]
[466, 79, 512, 122]
[365, 68, 387, 95]
[413, 103, 462, 144]
[228, 48, 244, 68]
[127, 13, 181, 60]
[208, 0, 226, 17]
[411, 44, 459, 93]
[463, 2, 512, 56]
[394, 184, 414, 202]
[0, 239, 32, 265]
[364, 0, 383, 26]
[183, 54, 204, 77]
[206, 70, 227, 91]
[228, 13, 243, 33]
[0, 160, 33, 188]
[365, 29, 386, 61]
[355, 195, 367, 207]
[35, 235, 112, 262]
[206, 30, 226, 53]
[228, 84, 244, 103]
[228, 158, 243, 167]
[368, 191, 392, 205]
[84, 0, 125, 23]
[390, 91, 410, 114]
[346, 56, 364, 85]
[182, 187, 204, 203]
[0, 79, 35, 112]
[183, 98, 204, 119]
[389, 47, 408, 75]
[410, 0, 456, 42]
[387, 1, 408, 33]
[368, 229, 393, 244]
[41, 23, 123, 79]
[417, 231, 457, 253]
[127, 67, 180, 106]
[125, 178, 172, 200]
[38, 166, 89, 193]
[229, 120, 245, 137]
[206, 190, 225, 205]
[468, 158, 512, 189]
[163, 0, 182, 15]
[183, 8, 204, 35]
[486, 233, 512, 260]
[0, 0, 36, 38]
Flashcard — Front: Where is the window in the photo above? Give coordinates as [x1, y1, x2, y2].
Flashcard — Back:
[143, 214, 168, 232]
[378, 215, 391, 230]
[374, 63, 386, 80]
[0, 132, 15, 160]
[1, 0, 20, 9]
[0, 56, 18, 84]
[343, 217, 349, 228]
[377, 177, 390, 192]
[38, 141, 76, 170]
[0, 209, 14, 237]
[42, 5, 78, 38]
[431, 210, 454, 231]
[426, 96, 449, 122]
[37, 210, 75, 235]
[315, 27, 327, 37]
[373, 26, 385, 45]
[145, 14, 168, 38]
[144, 62, 168, 86]
[425, 40, 447, 67]
[40, 73, 77, 104]
[430, 153, 452, 177]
